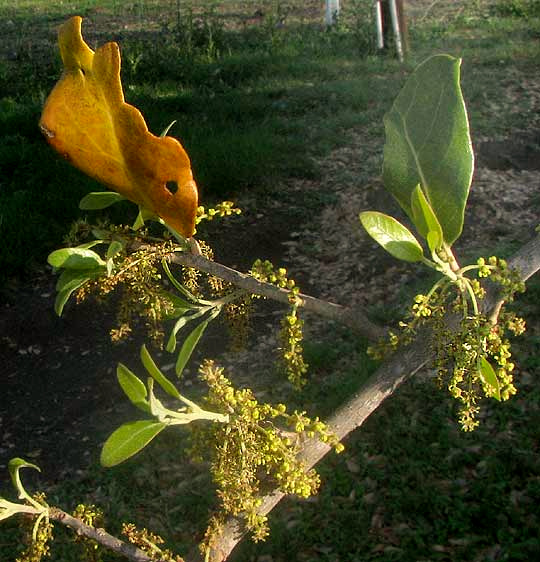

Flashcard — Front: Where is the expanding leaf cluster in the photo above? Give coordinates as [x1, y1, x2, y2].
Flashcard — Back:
[361, 54, 527, 428]
[369, 257, 526, 430]
[101, 345, 228, 468]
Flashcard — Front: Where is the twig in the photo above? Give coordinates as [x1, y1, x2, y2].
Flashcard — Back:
[169, 252, 386, 341]
[49, 509, 173, 562]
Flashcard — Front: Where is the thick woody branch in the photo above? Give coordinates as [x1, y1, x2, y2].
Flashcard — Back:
[507, 233, 540, 282]
[199, 337, 433, 562]
[199, 233, 540, 562]
[169, 252, 386, 341]
[49, 509, 172, 562]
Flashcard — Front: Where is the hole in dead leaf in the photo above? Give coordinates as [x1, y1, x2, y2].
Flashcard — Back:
[165, 181, 178, 195]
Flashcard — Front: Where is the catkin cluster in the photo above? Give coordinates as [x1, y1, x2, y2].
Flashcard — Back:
[369, 256, 526, 431]
[191, 360, 343, 544]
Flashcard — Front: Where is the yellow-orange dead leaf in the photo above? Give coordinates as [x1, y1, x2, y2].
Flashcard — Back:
[39, 16, 198, 238]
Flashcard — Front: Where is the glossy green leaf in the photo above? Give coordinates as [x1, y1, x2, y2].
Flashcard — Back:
[427, 231, 441, 254]
[55, 268, 96, 293]
[132, 207, 156, 230]
[55, 279, 89, 316]
[176, 308, 221, 376]
[54, 268, 102, 316]
[479, 357, 501, 401]
[410, 184, 443, 251]
[160, 120, 177, 137]
[100, 420, 166, 467]
[163, 292, 201, 320]
[117, 363, 151, 413]
[383, 54, 473, 245]
[140, 345, 181, 399]
[359, 211, 424, 263]
[162, 259, 200, 303]
[79, 191, 126, 210]
[75, 240, 105, 250]
[48, 247, 106, 270]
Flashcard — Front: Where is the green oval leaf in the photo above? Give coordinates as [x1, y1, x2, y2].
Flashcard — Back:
[383, 54, 473, 245]
[48, 248, 106, 270]
[79, 191, 126, 210]
[410, 184, 443, 251]
[163, 292, 201, 316]
[55, 281, 88, 316]
[133, 206, 156, 230]
[100, 420, 166, 467]
[117, 364, 151, 413]
[359, 211, 424, 263]
[140, 345, 181, 399]
[426, 231, 441, 254]
[479, 357, 501, 401]
[106, 240, 124, 259]
[54, 268, 102, 316]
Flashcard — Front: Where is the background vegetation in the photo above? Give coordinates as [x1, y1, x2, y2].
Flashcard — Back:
[1, 0, 540, 561]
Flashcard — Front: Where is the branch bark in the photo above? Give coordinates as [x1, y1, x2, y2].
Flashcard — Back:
[198, 233, 540, 562]
[49, 508, 174, 562]
[506, 233, 540, 282]
[169, 252, 387, 341]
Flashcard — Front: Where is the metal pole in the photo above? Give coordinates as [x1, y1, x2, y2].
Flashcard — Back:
[375, 1, 384, 50]
[389, 0, 404, 62]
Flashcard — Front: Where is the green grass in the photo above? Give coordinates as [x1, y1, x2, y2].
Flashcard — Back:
[0, 0, 386, 281]
[1, 1, 540, 561]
